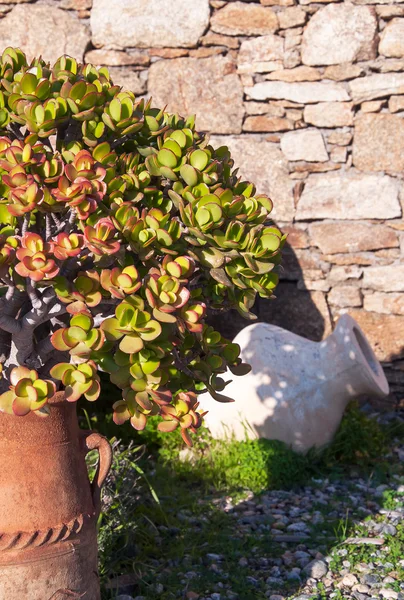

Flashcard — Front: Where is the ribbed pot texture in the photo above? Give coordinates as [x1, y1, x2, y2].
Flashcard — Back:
[0, 392, 112, 600]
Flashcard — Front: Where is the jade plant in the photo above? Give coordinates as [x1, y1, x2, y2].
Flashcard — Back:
[0, 48, 285, 445]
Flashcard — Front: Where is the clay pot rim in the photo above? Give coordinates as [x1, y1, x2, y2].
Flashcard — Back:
[337, 313, 389, 398]
[47, 390, 66, 406]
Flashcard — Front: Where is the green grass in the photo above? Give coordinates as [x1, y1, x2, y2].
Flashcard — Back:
[81, 399, 403, 599]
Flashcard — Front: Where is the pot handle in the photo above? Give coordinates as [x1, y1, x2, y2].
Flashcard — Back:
[82, 431, 113, 516]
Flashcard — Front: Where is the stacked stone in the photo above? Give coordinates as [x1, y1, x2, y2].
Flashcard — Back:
[0, 0, 403, 405]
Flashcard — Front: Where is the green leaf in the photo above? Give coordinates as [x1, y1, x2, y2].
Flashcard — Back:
[157, 148, 178, 168]
[21, 73, 37, 94]
[70, 80, 87, 102]
[229, 363, 252, 376]
[190, 149, 209, 171]
[119, 334, 144, 354]
[180, 164, 199, 187]
[163, 138, 182, 158]
[170, 129, 187, 148]
[109, 97, 122, 122]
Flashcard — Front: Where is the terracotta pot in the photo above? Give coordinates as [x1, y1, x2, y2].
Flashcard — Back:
[0, 392, 112, 600]
[199, 314, 389, 453]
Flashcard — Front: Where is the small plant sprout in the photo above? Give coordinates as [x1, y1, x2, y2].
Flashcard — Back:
[0, 48, 284, 445]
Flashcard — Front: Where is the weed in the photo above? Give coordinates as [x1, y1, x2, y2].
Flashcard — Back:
[83, 395, 403, 599]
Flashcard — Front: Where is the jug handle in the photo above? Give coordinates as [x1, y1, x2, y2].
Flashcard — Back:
[81, 431, 113, 516]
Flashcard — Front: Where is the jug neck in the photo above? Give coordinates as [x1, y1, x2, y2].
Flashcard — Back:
[0, 393, 78, 448]
[321, 314, 389, 399]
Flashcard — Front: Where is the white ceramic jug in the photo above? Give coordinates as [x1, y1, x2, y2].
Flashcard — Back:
[199, 314, 389, 453]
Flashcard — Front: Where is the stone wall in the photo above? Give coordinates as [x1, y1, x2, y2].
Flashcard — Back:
[0, 0, 403, 406]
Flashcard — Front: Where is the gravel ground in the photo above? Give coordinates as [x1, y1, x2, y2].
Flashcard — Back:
[110, 412, 404, 600]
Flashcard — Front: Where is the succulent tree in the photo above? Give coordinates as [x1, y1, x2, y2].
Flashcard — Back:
[0, 48, 285, 445]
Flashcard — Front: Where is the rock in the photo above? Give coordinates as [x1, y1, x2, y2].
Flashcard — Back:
[243, 116, 293, 132]
[283, 248, 330, 278]
[278, 7, 306, 29]
[379, 19, 404, 58]
[244, 102, 285, 116]
[148, 57, 244, 134]
[301, 4, 377, 66]
[60, 0, 92, 8]
[292, 162, 342, 174]
[296, 172, 401, 220]
[148, 48, 188, 59]
[211, 2, 278, 36]
[349, 72, 404, 102]
[341, 573, 359, 587]
[265, 66, 321, 82]
[329, 265, 363, 282]
[361, 100, 384, 112]
[377, 5, 404, 17]
[304, 102, 354, 127]
[261, 0, 294, 5]
[304, 559, 328, 579]
[347, 309, 404, 361]
[328, 286, 362, 308]
[286, 108, 303, 122]
[330, 146, 348, 162]
[284, 48, 302, 69]
[309, 222, 399, 254]
[324, 64, 364, 81]
[282, 225, 309, 248]
[353, 585, 370, 593]
[364, 292, 404, 315]
[85, 49, 149, 67]
[247, 81, 350, 103]
[389, 95, 404, 112]
[0, 5, 89, 64]
[353, 114, 404, 172]
[201, 32, 240, 49]
[363, 265, 404, 292]
[188, 47, 226, 59]
[238, 35, 284, 74]
[210, 135, 295, 221]
[328, 131, 353, 146]
[285, 33, 302, 51]
[281, 129, 328, 162]
[109, 68, 147, 95]
[380, 591, 398, 600]
[91, 0, 209, 48]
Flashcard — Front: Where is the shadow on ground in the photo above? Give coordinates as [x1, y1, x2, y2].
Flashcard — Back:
[90, 402, 403, 600]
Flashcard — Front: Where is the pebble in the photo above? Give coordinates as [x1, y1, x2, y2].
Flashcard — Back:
[381, 524, 397, 536]
[353, 584, 370, 593]
[122, 414, 403, 600]
[286, 521, 309, 532]
[303, 559, 328, 579]
[380, 591, 399, 600]
[342, 573, 359, 587]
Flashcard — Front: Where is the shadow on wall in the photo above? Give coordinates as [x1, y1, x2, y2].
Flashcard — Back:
[209, 240, 328, 343]
[208, 241, 403, 412]
[383, 349, 404, 411]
